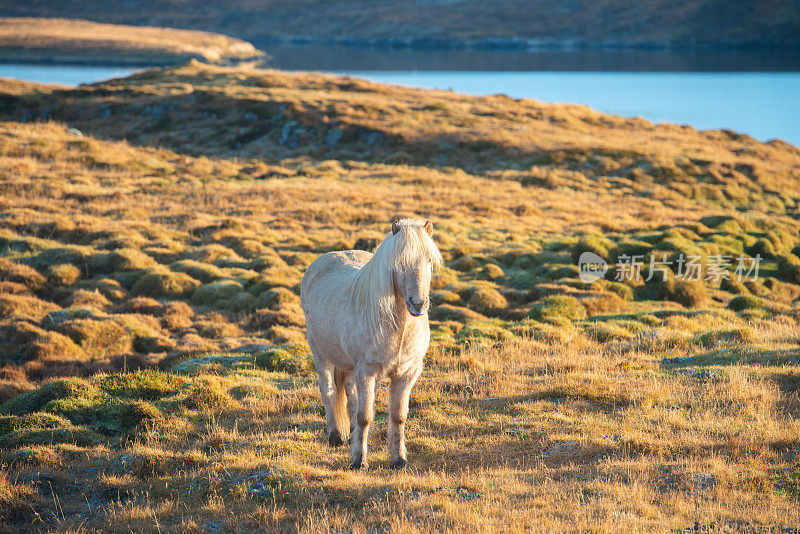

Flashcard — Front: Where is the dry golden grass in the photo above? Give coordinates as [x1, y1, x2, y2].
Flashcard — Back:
[0, 65, 798, 532]
[0, 18, 264, 65]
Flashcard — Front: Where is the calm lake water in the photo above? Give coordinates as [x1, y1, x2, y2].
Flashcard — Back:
[0, 63, 139, 86]
[1, 46, 798, 145]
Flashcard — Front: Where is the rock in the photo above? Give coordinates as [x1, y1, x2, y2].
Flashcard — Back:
[361, 130, 383, 146]
[325, 127, 343, 150]
[278, 121, 299, 147]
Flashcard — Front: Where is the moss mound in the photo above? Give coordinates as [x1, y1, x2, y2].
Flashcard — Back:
[131, 269, 201, 299]
[170, 259, 226, 283]
[254, 344, 314, 375]
[467, 287, 508, 315]
[479, 263, 505, 281]
[55, 318, 133, 358]
[173, 343, 314, 377]
[96, 370, 185, 400]
[193, 279, 244, 306]
[431, 267, 458, 289]
[571, 235, 612, 263]
[747, 238, 777, 259]
[28, 246, 93, 271]
[429, 304, 486, 324]
[455, 321, 514, 345]
[604, 281, 635, 301]
[89, 248, 158, 274]
[251, 287, 304, 327]
[0, 369, 240, 448]
[777, 254, 800, 284]
[659, 278, 707, 308]
[529, 296, 587, 324]
[255, 287, 300, 309]
[580, 292, 625, 316]
[23, 330, 88, 363]
[694, 327, 756, 348]
[0, 412, 100, 447]
[0, 294, 60, 322]
[0, 257, 46, 292]
[46, 263, 81, 286]
[585, 322, 633, 342]
[728, 295, 765, 312]
[181, 377, 234, 410]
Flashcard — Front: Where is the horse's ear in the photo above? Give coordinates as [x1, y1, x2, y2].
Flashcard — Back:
[424, 220, 433, 236]
[392, 220, 400, 235]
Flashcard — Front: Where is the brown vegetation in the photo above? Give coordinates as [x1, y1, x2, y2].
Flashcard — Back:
[0, 64, 798, 531]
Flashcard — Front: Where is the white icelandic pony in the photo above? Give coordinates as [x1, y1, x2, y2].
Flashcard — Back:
[300, 218, 442, 469]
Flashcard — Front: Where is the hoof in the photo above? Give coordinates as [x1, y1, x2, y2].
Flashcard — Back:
[328, 430, 344, 447]
[391, 458, 408, 470]
[349, 457, 367, 470]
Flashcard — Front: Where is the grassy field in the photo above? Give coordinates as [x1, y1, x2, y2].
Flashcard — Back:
[0, 18, 264, 65]
[0, 63, 798, 532]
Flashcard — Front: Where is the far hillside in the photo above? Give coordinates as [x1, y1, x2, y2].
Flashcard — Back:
[0, 17, 265, 65]
[0, 0, 798, 48]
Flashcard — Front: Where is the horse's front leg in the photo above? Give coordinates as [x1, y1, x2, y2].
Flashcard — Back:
[350, 369, 377, 470]
[388, 367, 421, 469]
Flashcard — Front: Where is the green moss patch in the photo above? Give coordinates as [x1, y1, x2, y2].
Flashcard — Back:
[0, 369, 240, 448]
[193, 279, 244, 306]
[728, 295, 765, 312]
[170, 259, 227, 283]
[455, 321, 514, 345]
[693, 327, 756, 348]
[173, 343, 314, 377]
[529, 295, 587, 324]
[131, 269, 201, 299]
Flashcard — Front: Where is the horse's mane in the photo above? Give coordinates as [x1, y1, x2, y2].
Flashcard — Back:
[350, 218, 442, 335]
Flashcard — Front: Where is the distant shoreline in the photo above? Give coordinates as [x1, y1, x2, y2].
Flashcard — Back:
[0, 55, 263, 68]
[0, 18, 266, 67]
[251, 35, 800, 52]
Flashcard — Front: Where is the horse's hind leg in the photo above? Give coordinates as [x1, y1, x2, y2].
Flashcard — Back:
[315, 360, 344, 446]
[344, 371, 357, 440]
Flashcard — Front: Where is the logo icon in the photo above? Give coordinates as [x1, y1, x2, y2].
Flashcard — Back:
[578, 251, 608, 283]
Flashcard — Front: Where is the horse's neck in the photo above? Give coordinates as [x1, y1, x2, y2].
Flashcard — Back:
[385, 291, 409, 335]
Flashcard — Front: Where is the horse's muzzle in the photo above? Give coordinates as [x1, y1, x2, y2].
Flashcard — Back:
[406, 297, 428, 317]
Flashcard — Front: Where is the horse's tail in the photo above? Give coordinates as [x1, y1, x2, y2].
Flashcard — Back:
[333, 368, 350, 441]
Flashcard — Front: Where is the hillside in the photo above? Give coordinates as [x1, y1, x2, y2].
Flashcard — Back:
[0, 65, 798, 531]
[0, 18, 265, 66]
[0, 0, 799, 48]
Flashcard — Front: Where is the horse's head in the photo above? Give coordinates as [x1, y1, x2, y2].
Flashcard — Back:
[390, 219, 440, 317]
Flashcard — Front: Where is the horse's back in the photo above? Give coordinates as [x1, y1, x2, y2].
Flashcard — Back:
[301, 249, 371, 301]
[301, 250, 373, 369]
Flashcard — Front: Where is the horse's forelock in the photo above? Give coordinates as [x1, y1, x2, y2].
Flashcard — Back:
[387, 219, 442, 271]
[350, 219, 441, 335]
